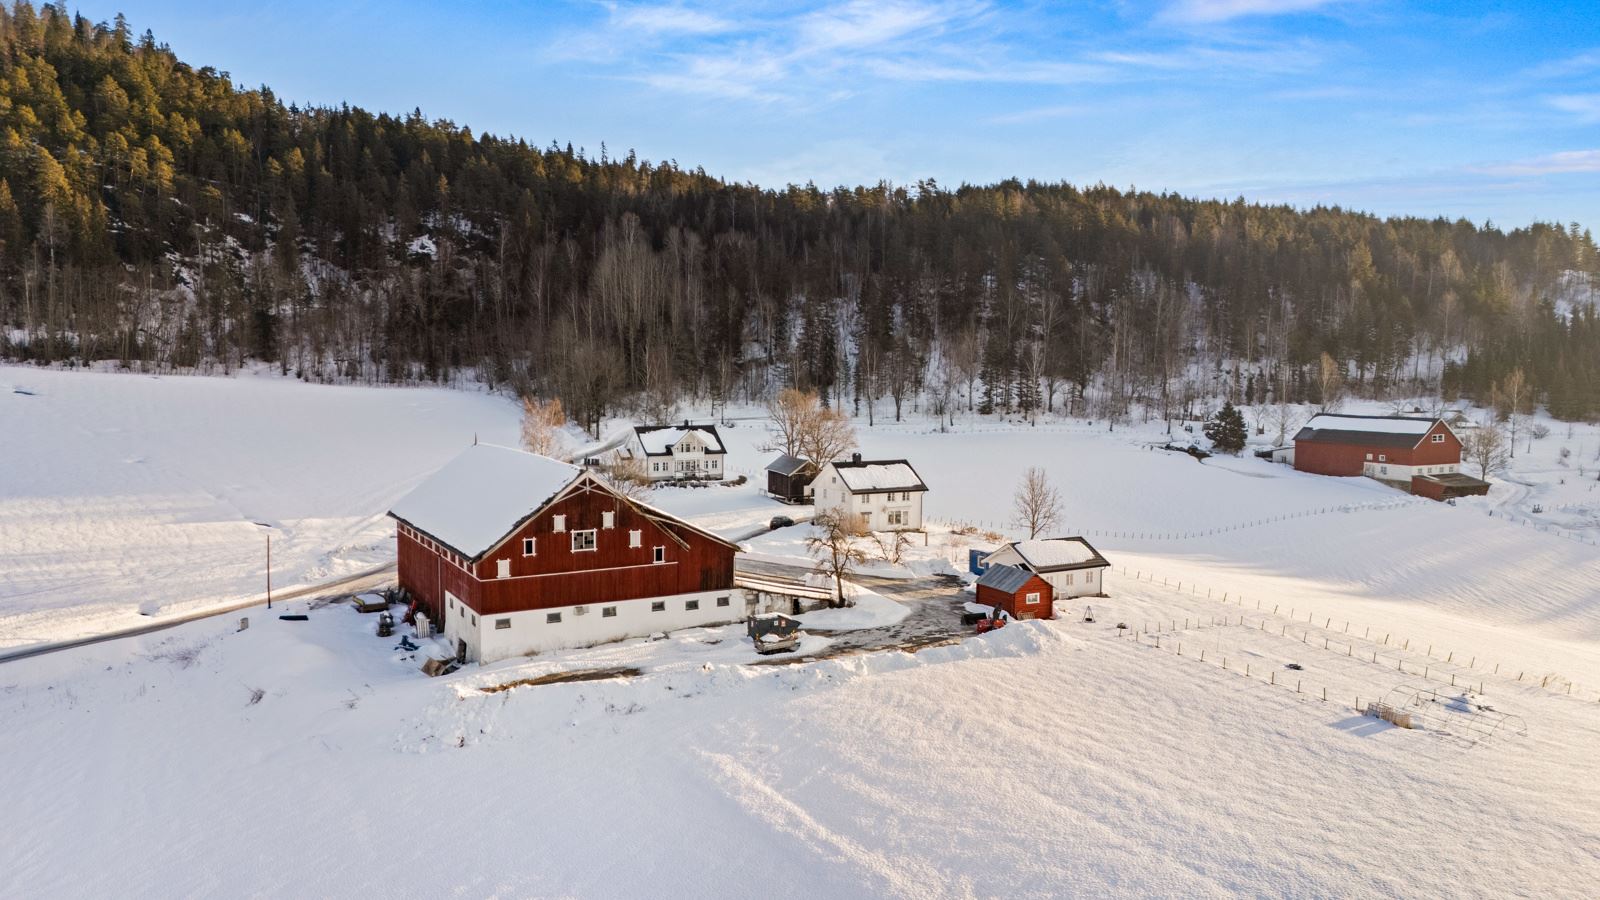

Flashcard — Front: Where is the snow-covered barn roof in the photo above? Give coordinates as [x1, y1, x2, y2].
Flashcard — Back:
[977, 564, 1039, 594]
[829, 458, 927, 494]
[388, 444, 583, 558]
[633, 424, 727, 456]
[1293, 414, 1448, 448]
[765, 454, 815, 476]
[1001, 537, 1109, 573]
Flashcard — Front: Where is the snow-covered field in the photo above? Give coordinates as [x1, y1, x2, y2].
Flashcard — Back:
[4, 367, 1600, 897]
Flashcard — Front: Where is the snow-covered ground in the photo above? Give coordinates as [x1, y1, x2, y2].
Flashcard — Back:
[4, 368, 1600, 896]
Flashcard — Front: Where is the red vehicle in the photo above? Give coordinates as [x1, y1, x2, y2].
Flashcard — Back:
[975, 616, 1007, 634]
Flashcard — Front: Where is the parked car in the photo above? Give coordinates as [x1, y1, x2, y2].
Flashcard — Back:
[768, 515, 796, 530]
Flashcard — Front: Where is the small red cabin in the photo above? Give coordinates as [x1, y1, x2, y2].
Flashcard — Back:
[975, 564, 1054, 620]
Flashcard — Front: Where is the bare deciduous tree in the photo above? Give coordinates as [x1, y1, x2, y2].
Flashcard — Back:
[1496, 368, 1529, 458]
[1318, 352, 1346, 412]
[520, 396, 568, 458]
[806, 510, 869, 608]
[1011, 466, 1062, 538]
[765, 387, 810, 458]
[601, 455, 653, 501]
[1462, 418, 1510, 479]
[769, 388, 859, 466]
[1268, 402, 1303, 447]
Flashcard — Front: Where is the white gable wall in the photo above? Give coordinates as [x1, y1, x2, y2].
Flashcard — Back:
[814, 463, 923, 531]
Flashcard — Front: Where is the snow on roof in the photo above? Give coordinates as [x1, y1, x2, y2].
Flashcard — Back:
[977, 564, 1036, 593]
[1010, 537, 1108, 572]
[765, 454, 814, 476]
[832, 460, 927, 493]
[388, 444, 581, 557]
[634, 425, 726, 455]
[1301, 414, 1437, 436]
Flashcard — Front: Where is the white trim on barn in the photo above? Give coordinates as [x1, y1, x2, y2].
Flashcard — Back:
[474, 588, 743, 662]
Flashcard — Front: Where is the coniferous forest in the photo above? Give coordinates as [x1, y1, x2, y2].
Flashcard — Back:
[3, 3, 1600, 430]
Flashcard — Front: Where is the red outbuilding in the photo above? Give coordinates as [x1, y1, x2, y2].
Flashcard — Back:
[975, 564, 1055, 620]
[389, 443, 741, 662]
[1291, 413, 1489, 498]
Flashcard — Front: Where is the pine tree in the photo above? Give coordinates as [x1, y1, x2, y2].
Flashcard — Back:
[1204, 401, 1248, 454]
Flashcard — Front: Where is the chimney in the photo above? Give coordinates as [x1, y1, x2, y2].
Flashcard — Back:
[852, 452, 862, 463]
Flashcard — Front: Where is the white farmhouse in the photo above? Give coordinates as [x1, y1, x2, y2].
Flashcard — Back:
[627, 423, 729, 482]
[982, 537, 1110, 600]
[813, 454, 927, 531]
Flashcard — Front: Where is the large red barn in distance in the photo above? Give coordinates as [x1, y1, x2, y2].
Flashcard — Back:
[388, 444, 741, 662]
[1290, 414, 1490, 500]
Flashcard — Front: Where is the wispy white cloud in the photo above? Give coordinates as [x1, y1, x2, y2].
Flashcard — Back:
[1472, 149, 1600, 176]
[1519, 49, 1600, 81]
[609, 3, 737, 36]
[1547, 93, 1600, 123]
[1160, 0, 1344, 24]
[986, 104, 1089, 125]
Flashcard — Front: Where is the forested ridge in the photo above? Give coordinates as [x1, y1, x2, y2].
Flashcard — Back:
[3, 3, 1600, 429]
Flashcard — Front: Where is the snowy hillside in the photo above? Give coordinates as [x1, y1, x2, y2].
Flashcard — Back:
[3, 368, 1600, 896]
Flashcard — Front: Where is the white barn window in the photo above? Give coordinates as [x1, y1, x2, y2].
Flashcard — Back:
[602, 510, 615, 529]
[653, 546, 666, 564]
[522, 538, 536, 557]
[497, 559, 510, 579]
[572, 530, 597, 552]
[495, 619, 511, 630]
[629, 529, 642, 548]
[553, 514, 566, 532]
[546, 612, 561, 624]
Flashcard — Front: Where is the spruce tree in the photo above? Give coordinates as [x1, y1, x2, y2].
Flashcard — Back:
[1205, 400, 1248, 454]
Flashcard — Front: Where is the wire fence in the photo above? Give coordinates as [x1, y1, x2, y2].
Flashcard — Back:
[928, 497, 1428, 543]
[1106, 566, 1600, 709]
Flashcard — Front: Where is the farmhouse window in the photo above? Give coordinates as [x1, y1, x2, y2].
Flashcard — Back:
[522, 538, 536, 556]
[602, 606, 617, 618]
[686, 600, 700, 611]
[497, 559, 511, 579]
[653, 546, 666, 564]
[1064, 573, 1075, 586]
[1025, 592, 1041, 605]
[546, 612, 561, 624]
[495, 619, 511, 630]
[629, 529, 642, 548]
[651, 601, 666, 612]
[887, 510, 907, 526]
[717, 596, 730, 607]
[572, 529, 598, 552]
[1432, 434, 1445, 443]
[602, 510, 616, 529]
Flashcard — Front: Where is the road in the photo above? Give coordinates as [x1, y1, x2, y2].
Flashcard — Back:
[737, 557, 972, 663]
[0, 563, 397, 665]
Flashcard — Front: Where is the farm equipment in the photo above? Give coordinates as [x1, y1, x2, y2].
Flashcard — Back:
[352, 592, 388, 613]
[748, 613, 803, 654]
[975, 615, 1007, 634]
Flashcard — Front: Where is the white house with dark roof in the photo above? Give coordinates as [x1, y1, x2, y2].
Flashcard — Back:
[626, 422, 729, 482]
[982, 536, 1110, 599]
[813, 453, 927, 531]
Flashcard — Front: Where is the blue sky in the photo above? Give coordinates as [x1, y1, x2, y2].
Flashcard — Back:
[90, 1, 1600, 228]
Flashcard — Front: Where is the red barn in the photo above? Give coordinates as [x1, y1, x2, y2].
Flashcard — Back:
[1291, 414, 1489, 498]
[389, 444, 741, 662]
[975, 564, 1055, 620]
